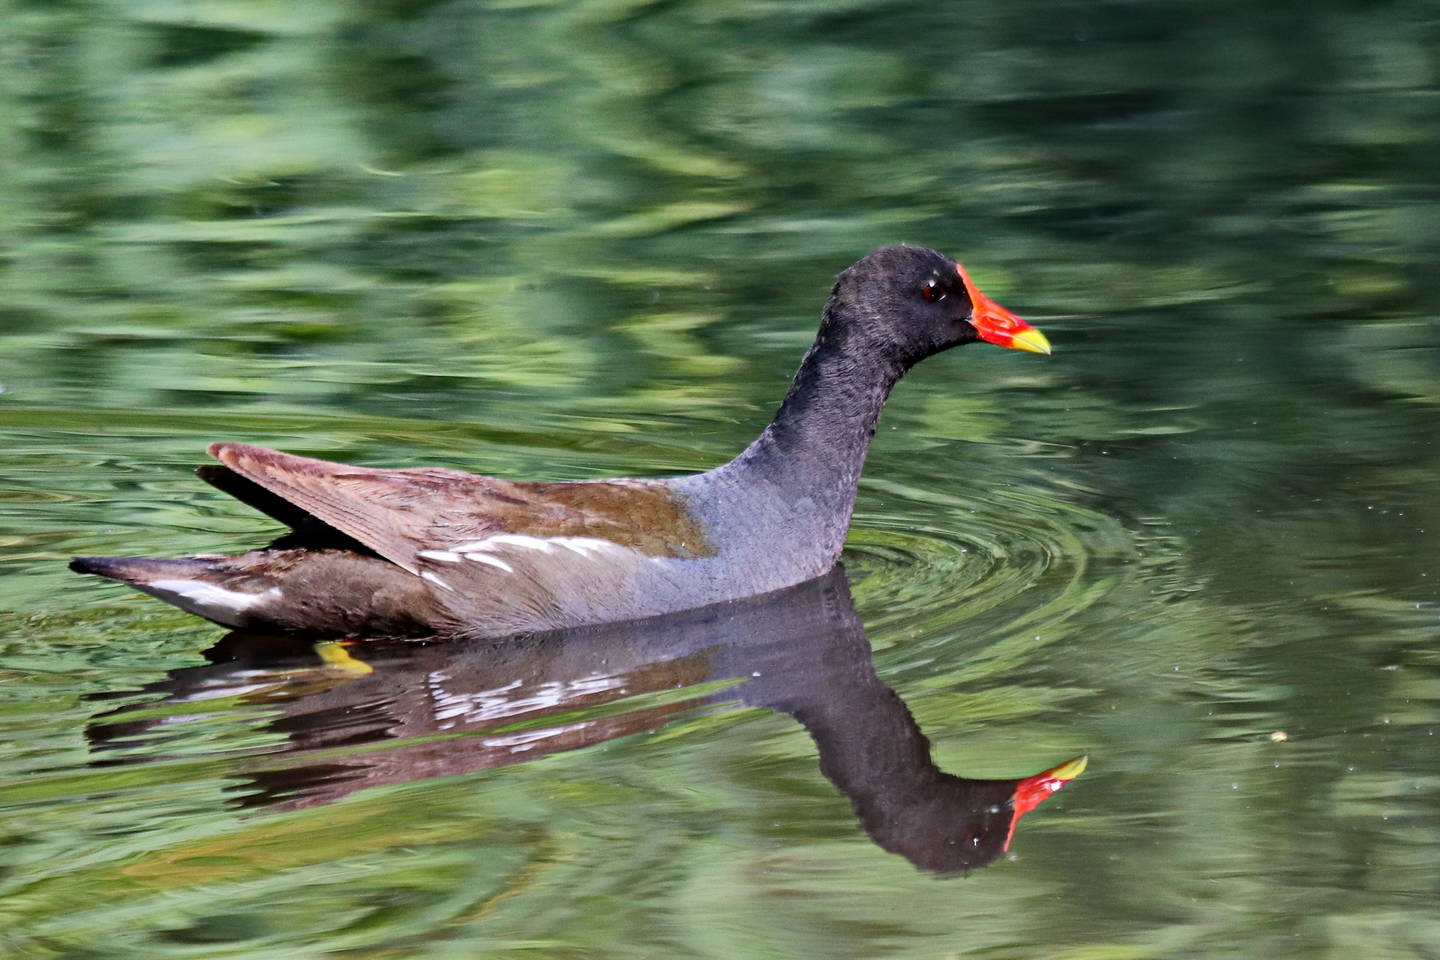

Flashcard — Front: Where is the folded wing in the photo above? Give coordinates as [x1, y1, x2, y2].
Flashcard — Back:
[207, 442, 713, 577]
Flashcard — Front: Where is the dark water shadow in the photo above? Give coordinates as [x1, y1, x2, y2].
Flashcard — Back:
[85, 565, 1083, 874]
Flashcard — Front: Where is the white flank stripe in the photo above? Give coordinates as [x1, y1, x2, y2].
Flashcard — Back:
[421, 571, 455, 591]
[452, 534, 624, 557]
[467, 553, 515, 573]
[486, 534, 553, 552]
[553, 536, 619, 556]
[145, 580, 280, 627]
[417, 549, 462, 563]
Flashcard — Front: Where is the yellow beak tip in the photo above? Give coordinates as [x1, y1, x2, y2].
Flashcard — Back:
[1047, 754, 1088, 780]
[1010, 328, 1053, 355]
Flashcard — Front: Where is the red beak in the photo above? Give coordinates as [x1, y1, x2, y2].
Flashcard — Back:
[956, 263, 1052, 355]
[1005, 754, 1087, 850]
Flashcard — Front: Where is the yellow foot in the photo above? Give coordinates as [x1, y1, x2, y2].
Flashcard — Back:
[314, 640, 374, 676]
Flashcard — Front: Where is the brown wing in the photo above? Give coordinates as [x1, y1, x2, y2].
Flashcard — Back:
[207, 442, 712, 575]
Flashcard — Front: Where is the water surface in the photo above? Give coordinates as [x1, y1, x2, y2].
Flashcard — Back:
[2, 1, 1439, 957]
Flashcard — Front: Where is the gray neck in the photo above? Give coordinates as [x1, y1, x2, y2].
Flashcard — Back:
[734, 334, 904, 489]
[683, 326, 907, 583]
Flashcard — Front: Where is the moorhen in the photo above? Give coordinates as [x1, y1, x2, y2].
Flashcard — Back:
[71, 245, 1050, 638]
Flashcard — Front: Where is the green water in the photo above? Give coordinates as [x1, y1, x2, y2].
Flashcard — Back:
[3, 0, 1439, 956]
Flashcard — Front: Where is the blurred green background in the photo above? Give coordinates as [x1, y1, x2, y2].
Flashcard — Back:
[2, 0, 1438, 957]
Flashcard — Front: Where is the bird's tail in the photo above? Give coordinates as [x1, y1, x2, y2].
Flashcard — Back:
[71, 555, 278, 628]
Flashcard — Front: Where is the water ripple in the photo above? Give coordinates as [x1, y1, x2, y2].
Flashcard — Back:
[846, 474, 1142, 650]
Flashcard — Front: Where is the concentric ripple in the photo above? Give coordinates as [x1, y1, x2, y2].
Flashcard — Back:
[844, 474, 1146, 653]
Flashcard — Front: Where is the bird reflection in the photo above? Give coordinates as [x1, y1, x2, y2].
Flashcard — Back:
[86, 565, 1083, 873]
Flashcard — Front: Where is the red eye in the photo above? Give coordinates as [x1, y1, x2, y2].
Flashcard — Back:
[922, 280, 946, 302]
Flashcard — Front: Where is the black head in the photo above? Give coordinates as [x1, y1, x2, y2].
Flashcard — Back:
[825, 245, 1049, 367]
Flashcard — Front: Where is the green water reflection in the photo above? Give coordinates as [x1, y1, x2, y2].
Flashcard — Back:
[2, 0, 1439, 957]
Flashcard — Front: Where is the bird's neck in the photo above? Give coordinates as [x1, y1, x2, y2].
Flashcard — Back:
[743, 329, 904, 477]
[702, 323, 907, 572]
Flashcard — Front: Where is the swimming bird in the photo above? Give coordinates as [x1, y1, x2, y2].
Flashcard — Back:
[71, 245, 1050, 638]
